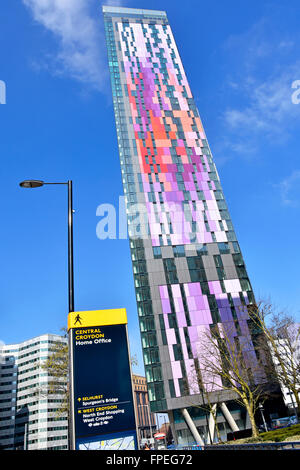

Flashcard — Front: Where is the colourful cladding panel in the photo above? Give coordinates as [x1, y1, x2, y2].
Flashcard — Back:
[118, 21, 231, 247]
[159, 280, 262, 394]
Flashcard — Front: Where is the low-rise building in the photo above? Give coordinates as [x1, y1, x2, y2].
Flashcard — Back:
[0, 334, 68, 450]
[132, 374, 156, 441]
[270, 324, 300, 416]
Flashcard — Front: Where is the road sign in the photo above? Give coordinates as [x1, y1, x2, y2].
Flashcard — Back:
[68, 309, 138, 450]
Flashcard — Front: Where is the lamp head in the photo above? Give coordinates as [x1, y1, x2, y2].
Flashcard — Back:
[19, 180, 45, 188]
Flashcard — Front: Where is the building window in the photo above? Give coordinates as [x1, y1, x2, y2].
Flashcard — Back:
[173, 245, 185, 257]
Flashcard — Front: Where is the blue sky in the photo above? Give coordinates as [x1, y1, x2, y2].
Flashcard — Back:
[1, 0, 300, 375]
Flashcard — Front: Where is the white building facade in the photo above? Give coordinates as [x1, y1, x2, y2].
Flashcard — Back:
[0, 334, 68, 450]
[269, 323, 300, 418]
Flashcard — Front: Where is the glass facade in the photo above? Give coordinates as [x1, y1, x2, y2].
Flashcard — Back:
[103, 6, 263, 416]
[0, 334, 68, 450]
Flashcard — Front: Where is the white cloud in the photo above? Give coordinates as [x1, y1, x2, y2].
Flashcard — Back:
[278, 170, 300, 207]
[224, 63, 300, 137]
[22, 0, 115, 92]
[219, 15, 300, 157]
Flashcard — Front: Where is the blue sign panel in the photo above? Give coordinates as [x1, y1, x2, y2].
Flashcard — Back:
[71, 323, 137, 449]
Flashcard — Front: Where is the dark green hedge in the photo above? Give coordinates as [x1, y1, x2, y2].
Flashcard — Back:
[260, 424, 300, 442]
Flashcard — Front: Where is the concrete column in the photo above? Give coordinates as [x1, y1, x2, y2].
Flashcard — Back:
[220, 402, 239, 432]
[208, 404, 217, 443]
[181, 408, 205, 446]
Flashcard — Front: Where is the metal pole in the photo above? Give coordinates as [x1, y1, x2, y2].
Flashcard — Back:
[19, 179, 75, 449]
[68, 180, 74, 313]
[19, 179, 74, 313]
[67, 180, 74, 450]
[163, 414, 167, 447]
[155, 412, 159, 435]
[146, 404, 153, 442]
[259, 403, 268, 432]
[200, 388, 212, 444]
[137, 404, 143, 448]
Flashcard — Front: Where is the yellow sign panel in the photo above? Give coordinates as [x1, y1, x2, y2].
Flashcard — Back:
[68, 308, 127, 330]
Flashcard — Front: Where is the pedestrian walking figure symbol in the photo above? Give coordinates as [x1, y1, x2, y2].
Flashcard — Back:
[74, 314, 82, 325]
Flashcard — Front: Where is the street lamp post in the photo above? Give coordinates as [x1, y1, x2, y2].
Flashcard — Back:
[20, 179, 74, 449]
[258, 402, 268, 432]
[158, 414, 167, 447]
[19, 179, 74, 313]
[67, 180, 74, 314]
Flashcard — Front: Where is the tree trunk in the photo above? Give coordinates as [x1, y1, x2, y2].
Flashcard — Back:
[244, 400, 259, 438]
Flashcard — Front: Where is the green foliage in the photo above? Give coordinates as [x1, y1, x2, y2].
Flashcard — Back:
[259, 424, 300, 442]
[40, 333, 69, 417]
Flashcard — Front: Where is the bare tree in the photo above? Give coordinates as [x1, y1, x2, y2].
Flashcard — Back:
[190, 321, 269, 438]
[130, 353, 139, 369]
[247, 300, 300, 414]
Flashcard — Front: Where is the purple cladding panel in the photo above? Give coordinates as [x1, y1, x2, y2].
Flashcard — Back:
[159, 280, 263, 392]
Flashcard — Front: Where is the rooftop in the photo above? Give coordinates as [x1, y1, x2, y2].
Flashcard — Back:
[102, 5, 167, 19]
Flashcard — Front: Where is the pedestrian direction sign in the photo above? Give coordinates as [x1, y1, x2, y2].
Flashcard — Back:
[68, 309, 138, 450]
